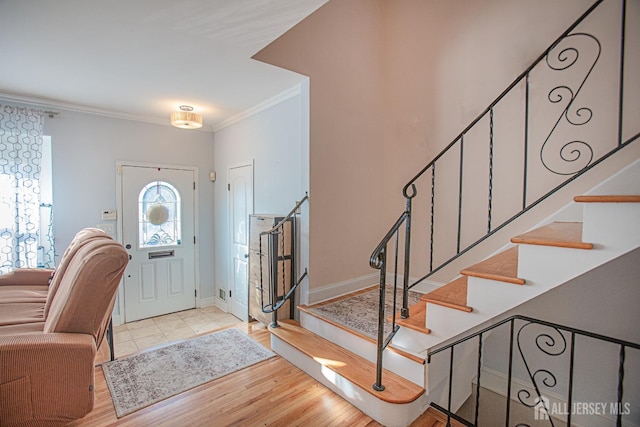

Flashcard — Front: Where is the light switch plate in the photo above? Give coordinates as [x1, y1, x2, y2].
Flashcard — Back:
[101, 210, 117, 220]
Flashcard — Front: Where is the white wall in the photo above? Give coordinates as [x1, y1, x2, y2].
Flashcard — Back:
[212, 85, 307, 310]
[43, 110, 216, 301]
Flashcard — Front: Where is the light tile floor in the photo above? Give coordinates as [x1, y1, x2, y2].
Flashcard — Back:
[113, 305, 242, 358]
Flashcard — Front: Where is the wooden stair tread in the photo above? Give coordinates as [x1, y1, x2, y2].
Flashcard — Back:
[461, 246, 525, 285]
[421, 277, 472, 312]
[392, 301, 431, 334]
[511, 221, 593, 249]
[574, 195, 640, 203]
[269, 320, 425, 404]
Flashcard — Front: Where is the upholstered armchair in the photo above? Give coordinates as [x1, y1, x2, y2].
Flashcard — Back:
[0, 230, 128, 426]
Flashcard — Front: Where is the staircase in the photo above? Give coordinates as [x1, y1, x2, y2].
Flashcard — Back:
[267, 0, 639, 424]
[270, 189, 640, 426]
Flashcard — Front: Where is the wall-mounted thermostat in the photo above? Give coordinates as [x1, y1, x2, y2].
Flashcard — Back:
[101, 210, 117, 220]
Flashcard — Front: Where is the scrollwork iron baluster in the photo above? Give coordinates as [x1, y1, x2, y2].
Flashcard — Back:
[540, 33, 601, 175]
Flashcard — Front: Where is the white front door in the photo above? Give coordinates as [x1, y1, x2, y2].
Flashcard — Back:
[229, 164, 253, 321]
[121, 165, 197, 322]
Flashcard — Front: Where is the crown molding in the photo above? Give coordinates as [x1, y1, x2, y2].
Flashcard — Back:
[213, 83, 302, 132]
[0, 84, 302, 134]
[0, 92, 215, 133]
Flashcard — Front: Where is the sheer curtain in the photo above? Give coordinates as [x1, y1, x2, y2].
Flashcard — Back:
[0, 103, 55, 273]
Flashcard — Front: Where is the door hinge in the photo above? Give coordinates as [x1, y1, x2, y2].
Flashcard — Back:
[227, 183, 230, 191]
[195, 289, 197, 298]
[229, 290, 232, 298]
[193, 182, 196, 190]
[194, 236, 196, 244]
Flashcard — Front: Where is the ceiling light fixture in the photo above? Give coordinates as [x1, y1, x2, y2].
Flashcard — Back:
[170, 105, 203, 129]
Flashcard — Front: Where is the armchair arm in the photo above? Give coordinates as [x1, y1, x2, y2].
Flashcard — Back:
[0, 268, 54, 287]
[0, 333, 96, 426]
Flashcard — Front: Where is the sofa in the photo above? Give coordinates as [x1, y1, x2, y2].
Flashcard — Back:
[0, 228, 128, 426]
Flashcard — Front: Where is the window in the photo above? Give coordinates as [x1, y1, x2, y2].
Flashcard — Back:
[0, 105, 54, 273]
[138, 181, 181, 248]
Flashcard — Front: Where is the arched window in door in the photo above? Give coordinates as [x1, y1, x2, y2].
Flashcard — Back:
[138, 181, 181, 248]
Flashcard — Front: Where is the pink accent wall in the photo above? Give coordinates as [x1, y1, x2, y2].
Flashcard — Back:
[255, 0, 640, 292]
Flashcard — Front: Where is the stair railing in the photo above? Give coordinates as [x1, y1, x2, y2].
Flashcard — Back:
[258, 193, 309, 328]
[427, 315, 640, 427]
[370, 0, 638, 391]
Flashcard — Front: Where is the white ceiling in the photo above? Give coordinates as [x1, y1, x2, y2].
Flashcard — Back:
[0, 0, 327, 131]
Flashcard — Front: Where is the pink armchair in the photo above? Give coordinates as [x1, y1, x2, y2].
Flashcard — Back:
[0, 230, 128, 426]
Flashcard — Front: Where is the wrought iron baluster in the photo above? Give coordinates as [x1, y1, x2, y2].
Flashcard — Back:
[617, 344, 625, 427]
[488, 108, 494, 234]
[506, 319, 515, 427]
[448, 346, 454, 427]
[457, 136, 464, 254]
[567, 332, 576, 427]
[402, 192, 414, 319]
[475, 332, 483, 426]
[617, 0, 627, 146]
[523, 73, 530, 211]
[373, 245, 387, 392]
[429, 164, 435, 272]
[392, 228, 399, 331]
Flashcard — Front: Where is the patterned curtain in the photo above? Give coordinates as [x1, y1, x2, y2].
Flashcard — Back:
[0, 104, 55, 273]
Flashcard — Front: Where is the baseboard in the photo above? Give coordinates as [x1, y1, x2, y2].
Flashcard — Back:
[198, 296, 217, 308]
[213, 297, 229, 312]
[307, 273, 379, 305]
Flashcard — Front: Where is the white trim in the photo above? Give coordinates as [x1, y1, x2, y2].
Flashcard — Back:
[0, 92, 214, 133]
[198, 296, 217, 308]
[385, 274, 443, 294]
[307, 273, 379, 305]
[213, 84, 302, 132]
[115, 160, 200, 323]
[214, 296, 229, 312]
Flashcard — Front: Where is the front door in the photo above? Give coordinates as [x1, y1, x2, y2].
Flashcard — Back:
[121, 165, 197, 322]
[229, 163, 253, 321]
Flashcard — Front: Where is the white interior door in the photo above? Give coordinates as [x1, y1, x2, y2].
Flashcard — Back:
[229, 164, 253, 321]
[121, 165, 197, 322]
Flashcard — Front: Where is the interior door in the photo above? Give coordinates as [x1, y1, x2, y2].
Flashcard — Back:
[229, 164, 253, 321]
[121, 165, 196, 322]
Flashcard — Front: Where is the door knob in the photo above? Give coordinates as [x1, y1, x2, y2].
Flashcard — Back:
[244, 254, 249, 258]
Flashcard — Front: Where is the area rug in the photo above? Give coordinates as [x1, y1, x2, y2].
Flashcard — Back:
[307, 287, 423, 339]
[102, 328, 275, 417]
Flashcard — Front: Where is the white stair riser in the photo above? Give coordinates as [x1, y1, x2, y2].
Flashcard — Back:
[518, 243, 631, 288]
[300, 311, 426, 387]
[271, 334, 430, 427]
[465, 275, 550, 319]
[424, 302, 490, 344]
[582, 202, 640, 249]
[389, 322, 438, 353]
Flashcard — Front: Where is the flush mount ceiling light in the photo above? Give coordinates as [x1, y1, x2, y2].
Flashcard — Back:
[170, 105, 203, 129]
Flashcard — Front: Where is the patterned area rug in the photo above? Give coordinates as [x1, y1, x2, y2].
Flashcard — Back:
[102, 328, 275, 417]
[307, 286, 423, 339]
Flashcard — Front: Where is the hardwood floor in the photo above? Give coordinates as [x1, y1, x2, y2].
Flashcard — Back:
[74, 322, 443, 426]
